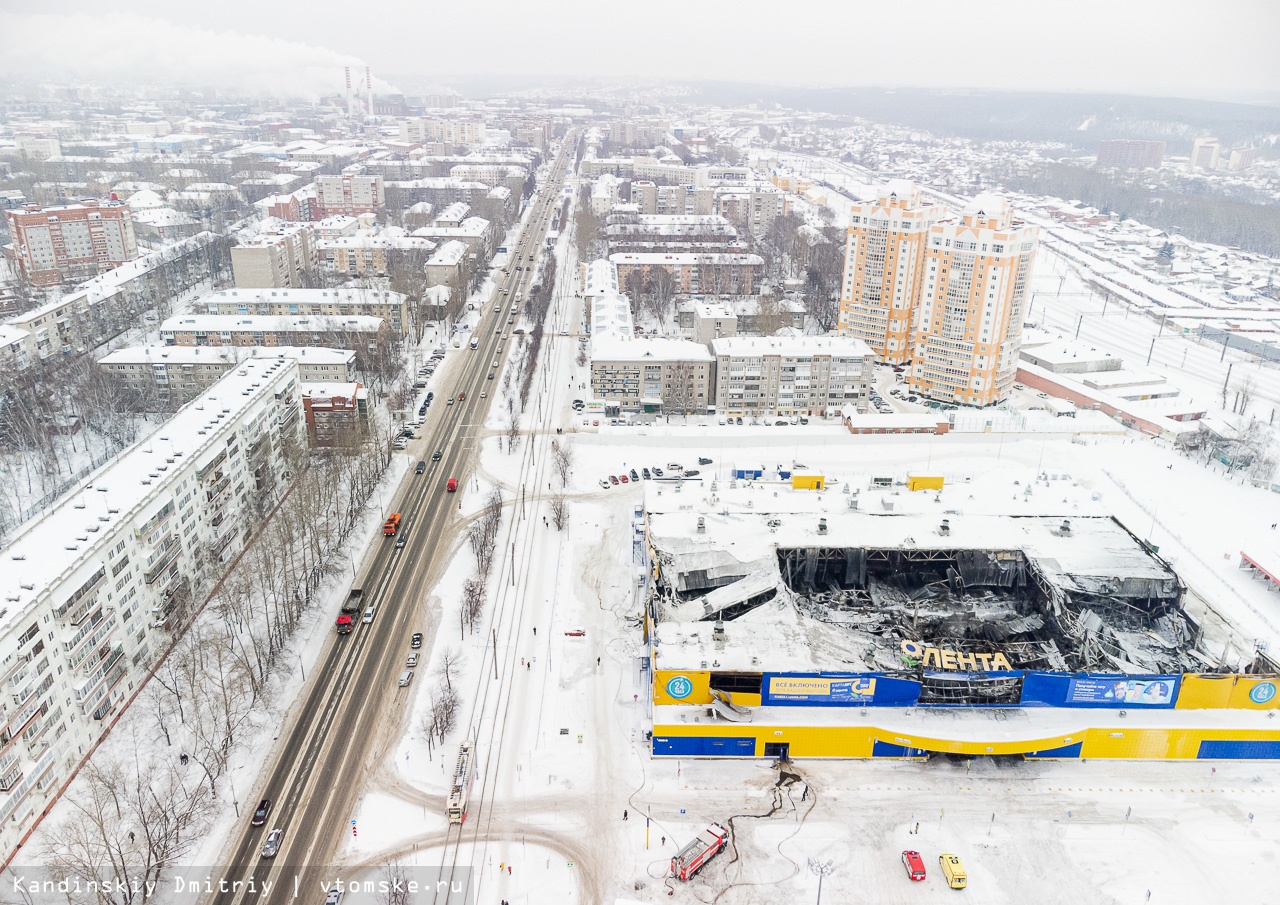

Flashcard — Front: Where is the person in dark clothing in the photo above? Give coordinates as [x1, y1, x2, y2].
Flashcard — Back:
[623, 809, 628, 820]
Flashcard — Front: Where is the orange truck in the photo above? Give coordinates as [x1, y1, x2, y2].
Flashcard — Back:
[383, 512, 402, 536]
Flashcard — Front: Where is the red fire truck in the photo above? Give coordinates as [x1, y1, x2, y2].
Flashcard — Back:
[671, 822, 729, 881]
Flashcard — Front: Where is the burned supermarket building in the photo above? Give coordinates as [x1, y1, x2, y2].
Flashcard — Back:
[642, 478, 1280, 761]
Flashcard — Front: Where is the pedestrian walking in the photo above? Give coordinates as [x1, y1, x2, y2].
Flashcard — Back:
[533, 627, 537, 636]
[597, 656, 601, 666]
[661, 836, 666, 845]
[623, 809, 628, 820]
[914, 822, 919, 834]
[527, 662, 531, 670]
[801, 785, 807, 802]
[507, 866, 512, 875]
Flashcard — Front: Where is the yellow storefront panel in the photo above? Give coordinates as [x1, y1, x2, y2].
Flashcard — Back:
[654, 670, 711, 705]
[1177, 674, 1280, 710]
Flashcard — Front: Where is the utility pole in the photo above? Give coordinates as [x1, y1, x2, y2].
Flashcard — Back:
[807, 858, 835, 905]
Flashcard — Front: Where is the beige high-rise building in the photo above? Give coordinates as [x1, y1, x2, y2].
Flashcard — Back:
[230, 224, 317, 288]
[837, 181, 942, 364]
[909, 194, 1037, 407]
[1190, 137, 1221, 170]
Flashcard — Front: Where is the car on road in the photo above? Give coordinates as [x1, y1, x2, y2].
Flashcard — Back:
[446, 477, 458, 492]
[411, 632, 423, 648]
[362, 606, 376, 624]
[406, 653, 419, 668]
[395, 530, 409, 549]
[324, 890, 343, 905]
[494, 305, 500, 312]
[261, 828, 283, 859]
[432, 450, 442, 461]
[564, 629, 586, 637]
[599, 479, 611, 489]
[458, 391, 466, 401]
[629, 469, 639, 482]
[608, 475, 619, 485]
[251, 799, 272, 827]
[488, 372, 494, 379]
[902, 850, 926, 881]
[416, 461, 426, 474]
[480, 391, 487, 398]
[447, 397, 454, 405]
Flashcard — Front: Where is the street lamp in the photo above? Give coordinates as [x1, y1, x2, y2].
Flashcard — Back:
[807, 858, 835, 905]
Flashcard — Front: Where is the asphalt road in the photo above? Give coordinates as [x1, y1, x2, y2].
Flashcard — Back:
[207, 139, 574, 905]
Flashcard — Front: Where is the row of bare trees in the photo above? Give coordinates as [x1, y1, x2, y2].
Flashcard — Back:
[39, 427, 397, 900]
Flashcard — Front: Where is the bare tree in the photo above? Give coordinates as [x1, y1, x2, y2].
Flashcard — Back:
[549, 493, 569, 531]
[377, 861, 413, 905]
[550, 438, 574, 487]
[435, 645, 464, 692]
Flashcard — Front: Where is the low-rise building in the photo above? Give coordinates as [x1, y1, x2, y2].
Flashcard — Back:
[201, 287, 408, 335]
[425, 240, 468, 287]
[160, 314, 387, 361]
[302, 382, 370, 446]
[590, 338, 714, 414]
[97, 345, 355, 405]
[711, 335, 874, 418]
[611, 252, 762, 297]
[316, 234, 435, 280]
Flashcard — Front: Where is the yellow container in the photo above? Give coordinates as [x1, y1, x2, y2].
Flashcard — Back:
[791, 475, 825, 490]
[907, 474, 945, 492]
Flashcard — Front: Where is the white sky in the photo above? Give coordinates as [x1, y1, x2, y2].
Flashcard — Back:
[3, 1, 1278, 102]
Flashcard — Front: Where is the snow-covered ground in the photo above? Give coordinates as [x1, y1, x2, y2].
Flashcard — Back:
[326, 197, 1280, 904]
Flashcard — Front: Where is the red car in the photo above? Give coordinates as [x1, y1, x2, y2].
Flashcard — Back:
[458, 391, 466, 402]
[901, 850, 926, 882]
[564, 629, 586, 637]
[609, 475, 619, 485]
[619, 474, 629, 483]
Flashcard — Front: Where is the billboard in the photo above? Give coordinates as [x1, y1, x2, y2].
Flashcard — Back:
[1066, 675, 1179, 708]
[766, 675, 877, 703]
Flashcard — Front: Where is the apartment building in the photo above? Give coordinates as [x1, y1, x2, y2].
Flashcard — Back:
[837, 181, 943, 364]
[611, 252, 762, 297]
[315, 175, 384, 217]
[425, 241, 468, 287]
[0, 358, 301, 861]
[383, 178, 491, 213]
[201, 287, 408, 335]
[5, 200, 139, 287]
[316, 234, 436, 280]
[628, 182, 715, 216]
[410, 215, 494, 255]
[1190, 138, 1221, 170]
[230, 225, 317, 289]
[716, 187, 788, 238]
[399, 117, 488, 147]
[258, 185, 322, 222]
[302, 382, 370, 446]
[579, 259, 620, 300]
[605, 213, 741, 254]
[1095, 139, 1165, 169]
[711, 335, 873, 418]
[909, 193, 1038, 406]
[160, 315, 387, 362]
[97, 345, 355, 405]
[589, 339, 714, 414]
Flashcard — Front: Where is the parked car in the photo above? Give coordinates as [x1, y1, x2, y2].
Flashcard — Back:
[261, 828, 283, 859]
[683, 469, 700, 477]
[629, 469, 639, 482]
[619, 474, 629, 483]
[698, 457, 713, 465]
[251, 798, 271, 827]
[410, 632, 423, 649]
[599, 479, 611, 489]
[641, 467, 651, 479]
[652, 467, 664, 477]
[609, 475, 619, 485]
[902, 850, 926, 881]
[406, 653, 419, 668]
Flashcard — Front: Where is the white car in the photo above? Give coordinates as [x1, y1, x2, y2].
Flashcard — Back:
[362, 606, 376, 624]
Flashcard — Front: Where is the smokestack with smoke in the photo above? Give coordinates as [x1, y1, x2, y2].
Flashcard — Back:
[345, 66, 352, 117]
[365, 66, 372, 118]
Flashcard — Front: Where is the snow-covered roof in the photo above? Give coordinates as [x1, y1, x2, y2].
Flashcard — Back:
[610, 252, 763, 265]
[161, 314, 384, 333]
[711, 335, 874, 359]
[0, 359, 297, 627]
[427, 240, 467, 267]
[204, 288, 406, 306]
[591, 337, 711, 362]
[99, 344, 355, 368]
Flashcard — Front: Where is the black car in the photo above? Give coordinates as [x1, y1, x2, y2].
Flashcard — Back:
[698, 457, 713, 465]
[416, 461, 426, 474]
[629, 469, 639, 482]
[251, 799, 271, 827]
[641, 467, 651, 479]
[683, 469, 700, 477]
[410, 632, 423, 649]
[432, 450, 442, 461]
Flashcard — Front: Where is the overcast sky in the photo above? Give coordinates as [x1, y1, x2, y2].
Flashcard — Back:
[3, 1, 1278, 103]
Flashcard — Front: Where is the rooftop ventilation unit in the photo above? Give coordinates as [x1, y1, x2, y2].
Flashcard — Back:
[940, 518, 951, 536]
[696, 517, 705, 534]
[818, 517, 827, 535]
[1060, 519, 1072, 536]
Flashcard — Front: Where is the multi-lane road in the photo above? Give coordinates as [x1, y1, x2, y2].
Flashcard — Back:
[207, 138, 575, 905]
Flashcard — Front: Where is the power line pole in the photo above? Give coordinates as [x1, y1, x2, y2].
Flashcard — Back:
[807, 858, 835, 905]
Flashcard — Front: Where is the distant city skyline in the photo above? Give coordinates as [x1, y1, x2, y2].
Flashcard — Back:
[2, 1, 1278, 103]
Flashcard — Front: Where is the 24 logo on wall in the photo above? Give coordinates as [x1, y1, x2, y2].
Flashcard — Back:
[1249, 681, 1277, 705]
[666, 675, 694, 699]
